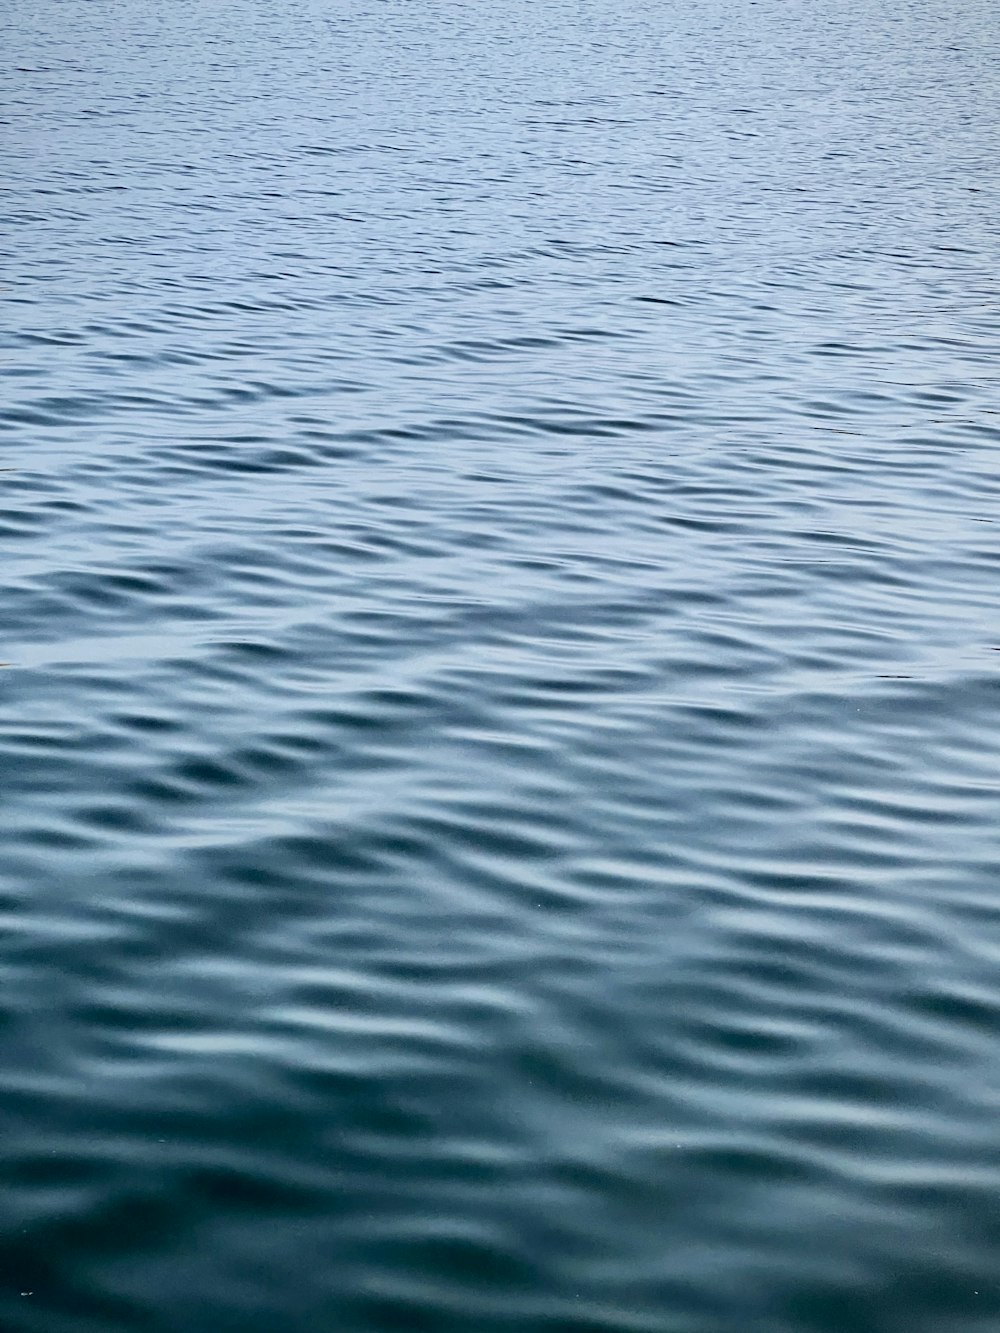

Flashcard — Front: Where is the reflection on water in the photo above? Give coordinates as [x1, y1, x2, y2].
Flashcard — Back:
[3, 0, 1000, 1329]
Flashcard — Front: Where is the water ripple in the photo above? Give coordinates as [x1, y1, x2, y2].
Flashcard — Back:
[3, 0, 1000, 1329]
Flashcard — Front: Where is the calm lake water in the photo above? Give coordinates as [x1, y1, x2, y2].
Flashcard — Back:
[3, 0, 1000, 1329]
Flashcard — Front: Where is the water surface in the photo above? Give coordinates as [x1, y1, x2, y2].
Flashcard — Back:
[3, 0, 1000, 1329]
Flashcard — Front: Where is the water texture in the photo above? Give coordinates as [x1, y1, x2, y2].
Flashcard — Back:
[3, 0, 1000, 1329]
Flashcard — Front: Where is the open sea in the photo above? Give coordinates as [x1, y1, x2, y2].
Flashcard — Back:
[3, 0, 1000, 1329]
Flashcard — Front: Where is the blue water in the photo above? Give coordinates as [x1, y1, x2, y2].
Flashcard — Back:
[3, 0, 1000, 1329]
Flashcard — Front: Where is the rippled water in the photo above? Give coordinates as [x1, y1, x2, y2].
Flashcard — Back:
[4, 0, 1000, 1328]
